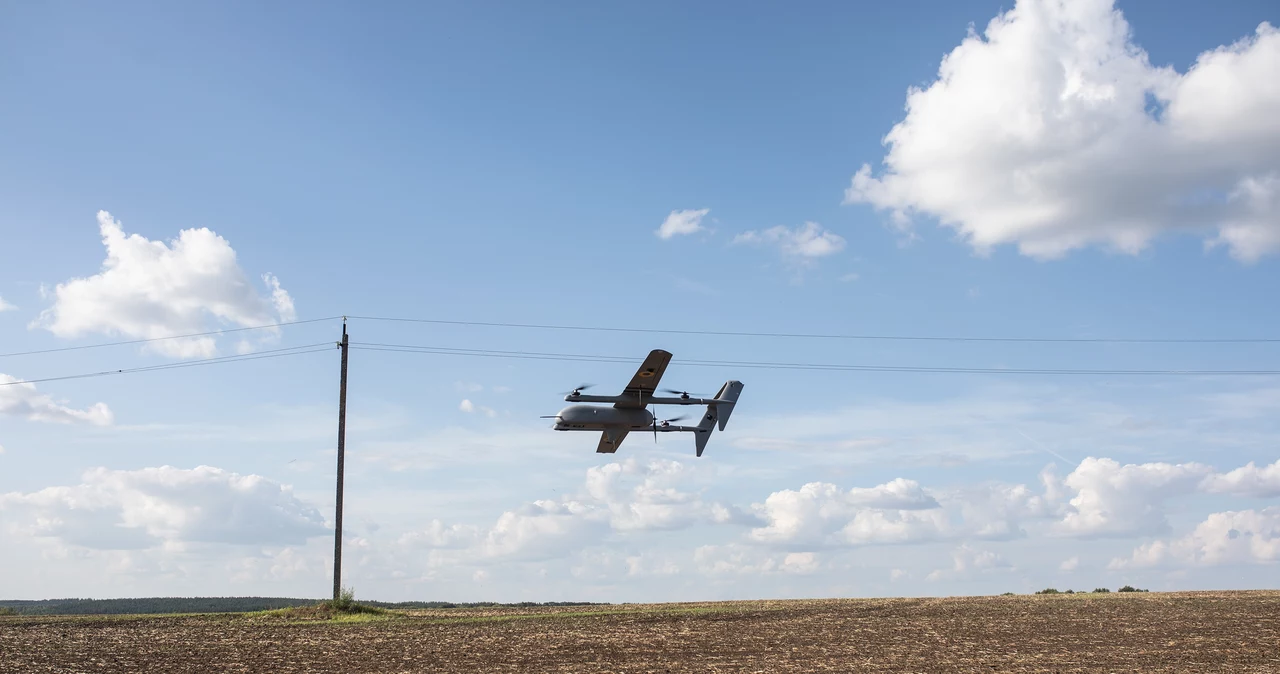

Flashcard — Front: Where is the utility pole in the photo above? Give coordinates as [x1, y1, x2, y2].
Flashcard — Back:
[333, 318, 349, 601]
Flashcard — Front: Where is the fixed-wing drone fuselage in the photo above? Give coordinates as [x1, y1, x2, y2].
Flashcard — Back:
[545, 349, 743, 456]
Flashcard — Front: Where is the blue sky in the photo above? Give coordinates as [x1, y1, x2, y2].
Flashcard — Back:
[1, 0, 1278, 602]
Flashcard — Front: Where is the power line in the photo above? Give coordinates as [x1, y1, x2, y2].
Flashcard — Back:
[0, 316, 342, 359]
[0, 343, 335, 387]
[346, 315, 1280, 345]
[349, 342, 1280, 376]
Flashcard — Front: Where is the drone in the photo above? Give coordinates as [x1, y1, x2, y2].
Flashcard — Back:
[542, 349, 743, 457]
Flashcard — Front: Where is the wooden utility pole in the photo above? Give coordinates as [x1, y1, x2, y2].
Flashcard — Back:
[333, 319, 349, 601]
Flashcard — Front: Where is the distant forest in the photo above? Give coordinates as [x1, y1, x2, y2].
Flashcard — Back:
[0, 597, 606, 616]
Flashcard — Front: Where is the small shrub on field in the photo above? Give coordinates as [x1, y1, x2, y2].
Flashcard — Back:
[1035, 588, 1061, 595]
[1000, 592, 1016, 596]
[1093, 588, 1110, 593]
[1117, 585, 1148, 593]
[317, 587, 384, 615]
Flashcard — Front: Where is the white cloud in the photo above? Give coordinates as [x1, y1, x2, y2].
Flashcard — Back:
[655, 208, 710, 239]
[1058, 457, 1214, 537]
[738, 454, 1280, 551]
[0, 374, 113, 426]
[733, 222, 846, 263]
[1200, 459, 1280, 498]
[1060, 556, 1080, 571]
[34, 211, 296, 358]
[397, 519, 481, 549]
[583, 458, 703, 532]
[693, 544, 822, 576]
[228, 547, 322, 583]
[1110, 507, 1280, 568]
[0, 295, 15, 312]
[399, 458, 712, 562]
[458, 399, 496, 417]
[956, 466, 1069, 539]
[742, 468, 1070, 550]
[926, 544, 1011, 581]
[479, 499, 607, 561]
[748, 479, 947, 547]
[0, 465, 327, 550]
[846, 0, 1280, 261]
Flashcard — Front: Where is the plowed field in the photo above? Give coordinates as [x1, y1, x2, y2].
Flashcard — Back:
[3, 591, 1278, 673]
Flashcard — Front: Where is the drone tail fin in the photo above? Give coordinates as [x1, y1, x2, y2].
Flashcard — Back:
[711, 380, 743, 431]
[694, 405, 717, 457]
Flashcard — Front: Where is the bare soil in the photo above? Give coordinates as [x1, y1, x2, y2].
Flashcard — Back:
[2, 591, 1277, 673]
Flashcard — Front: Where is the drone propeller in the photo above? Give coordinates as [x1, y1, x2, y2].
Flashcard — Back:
[651, 408, 690, 442]
[661, 388, 701, 399]
[561, 383, 595, 396]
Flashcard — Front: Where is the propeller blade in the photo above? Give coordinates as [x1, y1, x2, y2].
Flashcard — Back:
[561, 383, 595, 395]
[662, 416, 689, 423]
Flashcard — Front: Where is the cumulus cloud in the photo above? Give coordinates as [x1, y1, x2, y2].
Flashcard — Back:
[748, 479, 947, 547]
[1058, 457, 1214, 537]
[845, 0, 1280, 261]
[228, 547, 324, 583]
[742, 472, 1068, 550]
[926, 544, 1012, 581]
[655, 208, 710, 239]
[0, 465, 327, 550]
[0, 375, 113, 426]
[950, 467, 1067, 539]
[399, 458, 712, 562]
[0, 295, 15, 312]
[693, 544, 821, 576]
[739, 454, 1280, 551]
[583, 459, 703, 531]
[1200, 459, 1280, 498]
[479, 499, 607, 561]
[34, 211, 297, 358]
[733, 222, 846, 263]
[1110, 507, 1280, 569]
[458, 399, 496, 417]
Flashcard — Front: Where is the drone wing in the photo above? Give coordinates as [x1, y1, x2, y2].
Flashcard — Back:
[595, 429, 629, 454]
[614, 349, 672, 409]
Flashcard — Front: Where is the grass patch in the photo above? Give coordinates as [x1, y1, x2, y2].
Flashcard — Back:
[245, 604, 395, 624]
[245, 588, 396, 624]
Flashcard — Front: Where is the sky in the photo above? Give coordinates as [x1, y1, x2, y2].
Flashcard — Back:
[1, 0, 1278, 602]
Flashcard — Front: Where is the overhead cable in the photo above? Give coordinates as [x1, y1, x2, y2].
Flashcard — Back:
[0, 343, 335, 387]
[346, 315, 1279, 344]
[0, 316, 342, 359]
[349, 342, 1280, 376]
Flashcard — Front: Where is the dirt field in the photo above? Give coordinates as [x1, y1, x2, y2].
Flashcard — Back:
[2, 591, 1278, 673]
